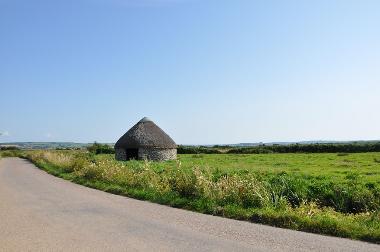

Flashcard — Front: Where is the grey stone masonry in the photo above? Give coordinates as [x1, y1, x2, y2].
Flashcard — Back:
[138, 148, 177, 161]
[115, 147, 176, 161]
[115, 148, 127, 161]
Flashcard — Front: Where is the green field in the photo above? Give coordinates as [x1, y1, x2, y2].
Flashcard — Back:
[1, 150, 380, 243]
[166, 153, 380, 183]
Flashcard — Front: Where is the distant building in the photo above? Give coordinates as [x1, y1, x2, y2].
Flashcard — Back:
[115, 117, 177, 161]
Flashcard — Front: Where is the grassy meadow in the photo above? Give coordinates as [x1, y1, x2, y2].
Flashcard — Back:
[1, 150, 380, 243]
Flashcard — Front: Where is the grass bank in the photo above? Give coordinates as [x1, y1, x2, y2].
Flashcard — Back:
[2, 150, 379, 243]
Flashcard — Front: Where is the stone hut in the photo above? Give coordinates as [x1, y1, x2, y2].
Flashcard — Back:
[115, 117, 177, 161]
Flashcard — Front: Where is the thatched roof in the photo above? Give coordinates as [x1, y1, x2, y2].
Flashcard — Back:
[115, 117, 177, 149]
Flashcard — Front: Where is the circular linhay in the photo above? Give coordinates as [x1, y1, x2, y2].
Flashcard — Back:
[115, 118, 176, 149]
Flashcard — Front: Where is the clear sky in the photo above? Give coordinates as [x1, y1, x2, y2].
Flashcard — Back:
[1, 0, 379, 144]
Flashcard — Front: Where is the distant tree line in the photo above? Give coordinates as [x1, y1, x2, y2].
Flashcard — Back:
[0, 146, 20, 150]
[177, 142, 380, 154]
[177, 145, 221, 154]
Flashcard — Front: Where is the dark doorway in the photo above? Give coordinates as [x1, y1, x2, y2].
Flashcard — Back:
[126, 148, 139, 160]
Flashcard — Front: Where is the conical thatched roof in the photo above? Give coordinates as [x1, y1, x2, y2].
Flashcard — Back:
[115, 117, 177, 149]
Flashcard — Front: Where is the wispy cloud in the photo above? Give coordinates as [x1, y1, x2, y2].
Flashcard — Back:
[0, 131, 10, 137]
[45, 133, 53, 139]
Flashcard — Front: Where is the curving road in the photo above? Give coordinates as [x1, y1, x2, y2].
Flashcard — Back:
[0, 157, 379, 251]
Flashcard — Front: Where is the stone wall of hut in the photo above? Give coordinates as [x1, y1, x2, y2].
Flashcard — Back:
[115, 148, 127, 161]
[138, 148, 177, 161]
[115, 147, 176, 161]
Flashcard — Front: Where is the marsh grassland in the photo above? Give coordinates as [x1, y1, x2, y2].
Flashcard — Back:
[1, 150, 379, 242]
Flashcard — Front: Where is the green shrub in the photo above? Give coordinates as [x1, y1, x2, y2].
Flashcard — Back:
[87, 142, 115, 154]
[0, 150, 23, 158]
[177, 145, 221, 154]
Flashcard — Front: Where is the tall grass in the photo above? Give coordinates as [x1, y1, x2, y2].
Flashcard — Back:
[5, 150, 380, 243]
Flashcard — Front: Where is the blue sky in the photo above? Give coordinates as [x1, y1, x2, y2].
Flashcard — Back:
[1, 0, 379, 144]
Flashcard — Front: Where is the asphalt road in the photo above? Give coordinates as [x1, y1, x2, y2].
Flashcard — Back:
[0, 157, 379, 251]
